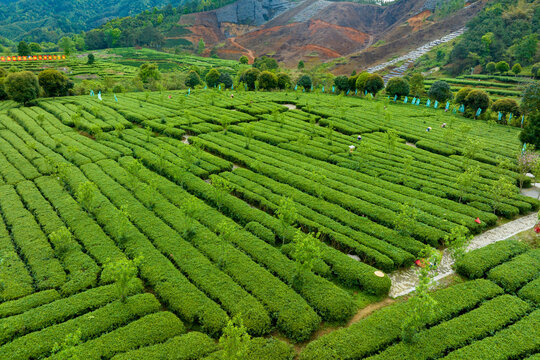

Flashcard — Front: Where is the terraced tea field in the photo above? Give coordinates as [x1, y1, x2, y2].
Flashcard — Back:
[0, 89, 537, 359]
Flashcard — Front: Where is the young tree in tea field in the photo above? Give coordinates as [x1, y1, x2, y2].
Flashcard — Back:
[485, 62, 496, 74]
[76, 181, 97, 211]
[394, 203, 418, 236]
[517, 150, 537, 190]
[51, 329, 82, 360]
[276, 197, 297, 244]
[311, 170, 327, 199]
[239, 55, 248, 64]
[409, 73, 425, 97]
[291, 230, 322, 287]
[105, 257, 142, 302]
[197, 38, 205, 55]
[512, 63, 522, 76]
[444, 225, 473, 264]
[401, 246, 441, 343]
[219, 316, 251, 360]
[364, 74, 384, 95]
[489, 176, 516, 214]
[385, 129, 398, 153]
[455, 166, 480, 203]
[87, 53, 95, 65]
[216, 221, 238, 268]
[244, 123, 254, 149]
[116, 205, 132, 243]
[386, 77, 410, 99]
[210, 175, 233, 211]
[428, 80, 452, 102]
[185, 70, 201, 88]
[496, 61, 510, 74]
[206, 69, 221, 87]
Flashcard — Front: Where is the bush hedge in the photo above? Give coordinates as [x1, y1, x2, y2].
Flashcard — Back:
[0, 293, 160, 360]
[442, 309, 540, 360]
[487, 249, 540, 293]
[0, 290, 59, 318]
[111, 332, 218, 360]
[300, 279, 503, 360]
[455, 240, 530, 279]
[367, 295, 530, 360]
[51, 311, 185, 360]
[0, 282, 143, 345]
[518, 277, 540, 304]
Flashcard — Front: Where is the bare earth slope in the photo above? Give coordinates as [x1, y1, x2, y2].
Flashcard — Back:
[172, 0, 485, 70]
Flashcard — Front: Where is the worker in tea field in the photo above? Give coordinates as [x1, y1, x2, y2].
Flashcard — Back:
[426, 127, 432, 132]
[357, 135, 362, 141]
[441, 123, 447, 128]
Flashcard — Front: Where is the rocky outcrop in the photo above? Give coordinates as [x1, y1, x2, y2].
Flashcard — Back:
[216, 0, 296, 27]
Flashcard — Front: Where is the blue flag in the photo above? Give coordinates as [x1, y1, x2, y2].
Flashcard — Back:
[295, 85, 298, 91]
[219, 84, 221, 90]
[445, 101, 449, 110]
[416, 99, 421, 106]
[404, 96, 408, 104]
[434, 101, 438, 109]
[322, 86, 325, 93]
[311, 85, 314, 91]
[452, 107, 457, 114]
[521, 115, 525, 126]
[303, 88, 305, 92]
[114, 94, 118, 102]
[498, 112, 502, 121]
[347, 90, 350, 95]
[204, 85, 207, 90]
[426, 99, 431, 107]
[90, 90, 94, 96]
[522, 143, 527, 154]
[412, 97, 416, 104]
[365, 90, 367, 96]
[393, 95, 397, 102]
[188, 88, 191, 95]
[332, 86, 335, 93]
[355, 89, 357, 95]
[459, 104, 465, 113]
[232, 83, 234, 90]
[98, 91, 102, 101]
[476, 108, 482, 117]
[509, 113, 513, 122]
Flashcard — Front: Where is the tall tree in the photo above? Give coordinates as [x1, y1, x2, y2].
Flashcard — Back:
[4, 71, 40, 105]
[58, 37, 74, 55]
[17, 41, 31, 56]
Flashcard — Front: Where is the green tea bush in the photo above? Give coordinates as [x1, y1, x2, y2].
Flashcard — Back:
[487, 249, 540, 293]
[0, 290, 60, 318]
[455, 240, 530, 279]
[368, 295, 530, 360]
[0, 293, 160, 360]
[245, 221, 275, 244]
[300, 279, 503, 360]
[51, 311, 185, 360]
[442, 309, 540, 360]
[518, 277, 540, 304]
[111, 332, 217, 360]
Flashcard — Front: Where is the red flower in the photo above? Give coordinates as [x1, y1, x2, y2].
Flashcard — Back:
[475, 217, 482, 224]
[534, 225, 540, 234]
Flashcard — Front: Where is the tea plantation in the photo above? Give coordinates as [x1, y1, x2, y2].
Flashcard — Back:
[0, 89, 538, 359]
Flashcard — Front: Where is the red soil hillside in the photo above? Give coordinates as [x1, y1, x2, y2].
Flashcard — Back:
[169, 0, 485, 70]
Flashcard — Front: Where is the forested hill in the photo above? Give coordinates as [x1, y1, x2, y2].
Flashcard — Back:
[0, 0, 185, 42]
